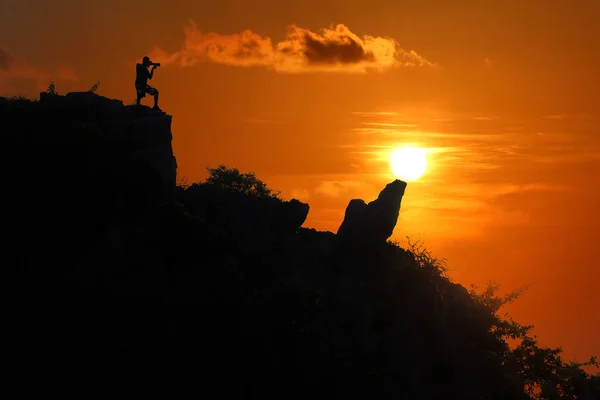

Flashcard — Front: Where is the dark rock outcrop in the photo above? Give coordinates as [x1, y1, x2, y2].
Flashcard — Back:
[179, 183, 309, 256]
[337, 179, 407, 246]
[12, 91, 178, 202]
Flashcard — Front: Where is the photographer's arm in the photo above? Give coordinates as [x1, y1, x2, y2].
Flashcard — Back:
[148, 67, 155, 80]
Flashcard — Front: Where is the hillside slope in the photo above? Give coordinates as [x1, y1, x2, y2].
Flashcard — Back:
[3, 93, 598, 399]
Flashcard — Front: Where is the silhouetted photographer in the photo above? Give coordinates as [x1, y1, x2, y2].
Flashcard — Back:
[135, 56, 162, 112]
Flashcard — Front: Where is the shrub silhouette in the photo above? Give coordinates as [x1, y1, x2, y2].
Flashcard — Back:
[176, 176, 190, 190]
[41, 81, 101, 96]
[6, 94, 35, 103]
[203, 164, 281, 198]
[88, 80, 101, 93]
[46, 81, 58, 95]
[394, 236, 451, 277]
[469, 282, 599, 399]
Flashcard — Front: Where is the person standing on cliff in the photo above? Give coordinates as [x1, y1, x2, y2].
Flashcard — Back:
[135, 56, 162, 112]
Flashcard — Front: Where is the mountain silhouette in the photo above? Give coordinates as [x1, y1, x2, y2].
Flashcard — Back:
[2, 92, 598, 399]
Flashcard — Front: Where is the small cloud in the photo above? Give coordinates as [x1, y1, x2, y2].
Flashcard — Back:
[362, 122, 418, 128]
[485, 183, 568, 198]
[535, 152, 600, 164]
[543, 114, 565, 120]
[430, 118, 456, 122]
[55, 65, 78, 81]
[244, 118, 285, 125]
[472, 116, 499, 121]
[314, 181, 345, 197]
[352, 111, 401, 116]
[314, 179, 377, 198]
[146, 22, 438, 73]
[542, 113, 596, 120]
[290, 188, 310, 201]
[482, 53, 493, 67]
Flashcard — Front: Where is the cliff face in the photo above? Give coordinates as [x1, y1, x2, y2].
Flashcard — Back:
[1, 92, 177, 202]
[4, 95, 558, 399]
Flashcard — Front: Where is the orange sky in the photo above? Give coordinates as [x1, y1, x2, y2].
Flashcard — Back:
[2, 0, 599, 364]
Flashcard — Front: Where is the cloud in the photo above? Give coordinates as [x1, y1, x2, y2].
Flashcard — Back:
[472, 116, 499, 121]
[314, 179, 378, 198]
[542, 113, 596, 120]
[314, 181, 347, 197]
[244, 118, 285, 125]
[534, 151, 600, 164]
[351, 111, 401, 116]
[147, 22, 438, 73]
[290, 188, 310, 201]
[469, 183, 568, 198]
[54, 65, 78, 81]
[0, 46, 78, 94]
[482, 53, 493, 67]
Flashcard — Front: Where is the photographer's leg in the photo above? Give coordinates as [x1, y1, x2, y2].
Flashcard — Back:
[153, 90, 159, 108]
[151, 89, 161, 111]
[146, 86, 161, 110]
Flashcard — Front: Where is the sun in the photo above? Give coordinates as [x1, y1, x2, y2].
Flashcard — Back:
[390, 147, 428, 181]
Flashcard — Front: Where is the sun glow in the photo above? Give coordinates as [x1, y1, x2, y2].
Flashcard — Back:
[390, 146, 428, 181]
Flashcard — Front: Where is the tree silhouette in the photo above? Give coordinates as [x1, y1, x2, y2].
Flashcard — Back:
[470, 282, 600, 399]
[204, 165, 281, 198]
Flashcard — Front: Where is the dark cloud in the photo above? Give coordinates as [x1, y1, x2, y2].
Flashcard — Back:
[301, 30, 376, 65]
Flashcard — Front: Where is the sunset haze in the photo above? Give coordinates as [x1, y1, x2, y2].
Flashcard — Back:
[2, 0, 599, 365]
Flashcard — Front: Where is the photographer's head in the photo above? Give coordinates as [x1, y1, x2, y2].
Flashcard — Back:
[142, 56, 151, 66]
